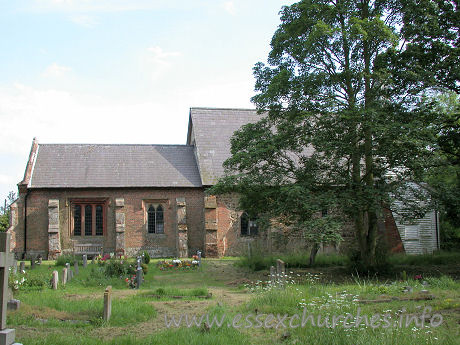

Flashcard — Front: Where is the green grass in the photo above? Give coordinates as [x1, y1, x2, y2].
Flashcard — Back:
[388, 251, 460, 266]
[236, 252, 348, 271]
[7, 258, 460, 345]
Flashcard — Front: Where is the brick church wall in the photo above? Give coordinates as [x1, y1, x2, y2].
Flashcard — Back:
[11, 188, 205, 259]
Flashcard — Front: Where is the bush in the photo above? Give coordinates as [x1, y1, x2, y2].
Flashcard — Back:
[104, 260, 135, 278]
[55, 254, 81, 267]
[142, 251, 151, 264]
[141, 263, 148, 275]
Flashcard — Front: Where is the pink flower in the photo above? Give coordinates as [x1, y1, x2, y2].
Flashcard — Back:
[414, 274, 422, 280]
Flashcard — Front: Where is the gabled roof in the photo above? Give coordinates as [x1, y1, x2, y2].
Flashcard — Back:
[187, 107, 263, 186]
[29, 144, 202, 188]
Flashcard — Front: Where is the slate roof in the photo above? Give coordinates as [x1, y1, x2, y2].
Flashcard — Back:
[188, 108, 263, 186]
[29, 144, 202, 188]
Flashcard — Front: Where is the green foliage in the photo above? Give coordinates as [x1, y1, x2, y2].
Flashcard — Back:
[104, 259, 135, 278]
[55, 255, 81, 266]
[142, 251, 150, 264]
[0, 213, 8, 232]
[347, 238, 394, 276]
[236, 252, 348, 271]
[211, 0, 446, 272]
[388, 251, 460, 266]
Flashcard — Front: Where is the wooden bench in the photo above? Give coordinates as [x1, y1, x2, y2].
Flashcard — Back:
[73, 243, 103, 257]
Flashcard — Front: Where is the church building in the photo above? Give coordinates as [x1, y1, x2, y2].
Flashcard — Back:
[8, 107, 439, 259]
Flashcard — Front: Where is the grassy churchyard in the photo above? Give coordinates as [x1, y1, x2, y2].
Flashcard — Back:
[6, 254, 460, 345]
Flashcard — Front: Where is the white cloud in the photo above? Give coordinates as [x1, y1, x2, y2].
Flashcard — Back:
[222, 1, 236, 15]
[142, 46, 181, 80]
[70, 14, 98, 28]
[42, 63, 72, 78]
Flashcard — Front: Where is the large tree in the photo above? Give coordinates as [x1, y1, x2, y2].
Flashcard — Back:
[212, 0, 441, 267]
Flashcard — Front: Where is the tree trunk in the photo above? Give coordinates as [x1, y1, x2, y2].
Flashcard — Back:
[309, 242, 320, 266]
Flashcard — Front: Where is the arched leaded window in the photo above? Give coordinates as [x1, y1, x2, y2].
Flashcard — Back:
[156, 205, 164, 234]
[148, 206, 155, 233]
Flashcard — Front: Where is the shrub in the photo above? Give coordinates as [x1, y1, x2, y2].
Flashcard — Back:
[55, 254, 81, 267]
[142, 251, 151, 264]
[104, 260, 135, 278]
[346, 240, 393, 276]
[141, 263, 148, 275]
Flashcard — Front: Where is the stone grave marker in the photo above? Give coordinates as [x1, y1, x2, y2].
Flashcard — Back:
[37, 257, 42, 265]
[197, 251, 202, 267]
[91, 257, 95, 265]
[270, 266, 276, 286]
[6, 300, 19, 312]
[74, 261, 79, 275]
[276, 259, 286, 286]
[19, 263, 24, 274]
[82, 255, 87, 268]
[61, 268, 67, 285]
[0, 232, 21, 345]
[51, 271, 58, 290]
[30, 258, 35, 270]
[68, 269, 73, 281]
[65, 263, 70, 271]
[103, 286, 112, 321]
[11, 261, 16, 275]
[136, 257, 143, 289]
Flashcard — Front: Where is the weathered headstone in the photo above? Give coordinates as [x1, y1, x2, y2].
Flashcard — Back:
[74, 261, 79, 275]
[247, 242, 252, 258]
[136, 257, 143, 289]
[91, 257, 95, 265]
[276, 259, 286, 286]
[68, 269, 73, 281]
[6, 300, 20, 311]
[19, 262, 25, 274]
[11, 261, 16, 275]
[82, 255, 87, 268]
[197, 251, 202, 267]
[65, 263, 70, 271]
[37, 257, 42, 265]
[0, 232, 20, 345]
[103, 286, 112, 321]
[270, 266, 276, 286]
[30, 258, 35, 269]
[61, 268, 67, 285]
[51, 271, 58, 290]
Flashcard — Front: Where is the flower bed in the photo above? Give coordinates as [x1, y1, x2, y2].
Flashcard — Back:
[157, 259, 199, 271]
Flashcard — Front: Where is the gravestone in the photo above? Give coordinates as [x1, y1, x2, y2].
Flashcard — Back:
[37, 257, 42, 265]
[6, 300, 19, 311]
[74, 261, 79, 275]
[103, 286, 112, 321]
[270, 266, 276, 286]
[91, 257, 95, 265]
[61, 268, 67, 285]
[11, 261, 16, 275]
[197, 251, 202, 267]
[0, 232, 20, 345]
[30, 258, 35, 270]
[65, 263, 70, 271]
[51, 271, 58, 290]
[276, 259, 286, 286]
[68, 269, 73, 281]
[19, 263, 24, 274]
[136, 257, 143, 289]
[82, 255, 87, 268]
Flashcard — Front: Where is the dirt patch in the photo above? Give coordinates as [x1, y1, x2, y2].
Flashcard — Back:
[226, 278, 252, 286]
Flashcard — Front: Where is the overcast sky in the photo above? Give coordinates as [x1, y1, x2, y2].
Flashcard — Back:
[0, 0, 296, 201]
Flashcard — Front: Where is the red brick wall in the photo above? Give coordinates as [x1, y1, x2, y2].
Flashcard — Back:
[11, 187, 204, 258]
